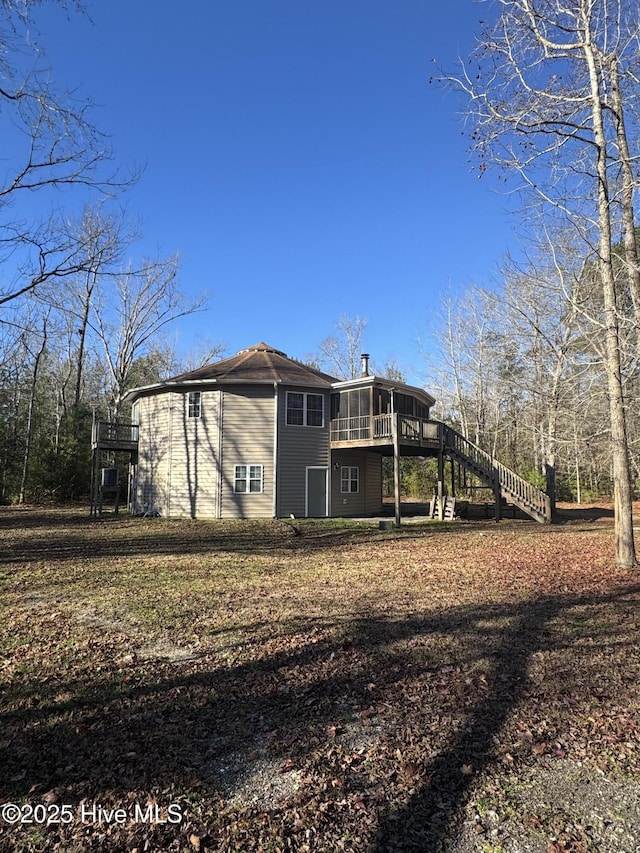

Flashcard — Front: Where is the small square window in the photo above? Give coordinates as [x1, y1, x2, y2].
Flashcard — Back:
[249, 465, 263, 493]
[235, 464, 263, 494]
[188, 391, 201, 419]
[341, 466, 359, 493]
[235, 464, 247, 493]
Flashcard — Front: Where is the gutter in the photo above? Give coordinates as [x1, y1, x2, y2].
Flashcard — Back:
[124, 377, 335, 404]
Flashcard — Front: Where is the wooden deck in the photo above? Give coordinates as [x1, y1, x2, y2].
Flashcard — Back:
[330, 414, 440, 451]
[330, 416, 551, 524]
[91, 420, 139, 452]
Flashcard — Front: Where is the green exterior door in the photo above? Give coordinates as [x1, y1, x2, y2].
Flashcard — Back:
[306, 467, 328, 517]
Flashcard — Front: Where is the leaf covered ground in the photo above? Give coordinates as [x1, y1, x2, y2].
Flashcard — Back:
[0, 506, 639, 852]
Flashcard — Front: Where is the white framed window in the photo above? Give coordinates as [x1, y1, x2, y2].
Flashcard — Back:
[188, 391, 201, 419]
[286, 391, 324, 427]
[341, 466, 359, 493]
[306, 393, 324, 426]
[235, 464, 264, 494]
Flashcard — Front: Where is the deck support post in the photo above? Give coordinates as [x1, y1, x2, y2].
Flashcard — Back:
[437, 425, 445, 521]
[90, 448, 100, 518]
[392, 410, 401, 527]
[545, 462, 556, 521]
[494, 476, 502, 522]
[90, 419, 139, 517]
[90, 412, 96, 517]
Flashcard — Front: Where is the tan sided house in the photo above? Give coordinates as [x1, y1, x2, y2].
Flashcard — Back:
[92, 342, 551, 523]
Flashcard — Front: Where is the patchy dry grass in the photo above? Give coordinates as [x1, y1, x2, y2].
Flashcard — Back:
[0, 506, 639, 852]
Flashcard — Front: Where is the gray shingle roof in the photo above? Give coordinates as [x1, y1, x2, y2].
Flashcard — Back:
[165, 342, 338, 387]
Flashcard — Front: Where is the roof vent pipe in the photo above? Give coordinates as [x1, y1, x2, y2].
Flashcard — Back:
[360, 353, 370, 378]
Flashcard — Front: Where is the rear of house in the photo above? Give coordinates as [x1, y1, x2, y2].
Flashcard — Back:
[112, 343, 552, 523]
[129, 343, 354, 519]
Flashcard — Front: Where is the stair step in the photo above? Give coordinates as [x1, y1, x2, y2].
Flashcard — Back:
[441, 425, 550, 524]
[429, 494, 456, 520]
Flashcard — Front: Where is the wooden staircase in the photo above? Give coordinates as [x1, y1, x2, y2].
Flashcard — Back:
[429, 494, 457, 520]
[441, 425, 551, 524]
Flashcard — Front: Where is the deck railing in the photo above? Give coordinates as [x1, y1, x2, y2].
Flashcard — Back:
[328, 416, 550, 522]
[442, 425, 550, 523]
[400, 417, 440, 443]
[330, 414, 440, 445]
[373, 413, 392, 438]
[92, 420, 139, 446]
[330, 415, 371, 442]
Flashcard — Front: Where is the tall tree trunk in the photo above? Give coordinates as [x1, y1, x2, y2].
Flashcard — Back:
[584, 31, 636, 567]
[74, 283, 93, 408]
[608, 56, 640, 322]
[19, 318, 49, 504]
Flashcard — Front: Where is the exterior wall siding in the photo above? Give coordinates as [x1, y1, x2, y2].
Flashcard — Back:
[134, 393, 171, 515]
[365, 453, 383, 514]
[220, 385, 275, 519]
[136, 382, 377, 520]
[276, 386, 331, 518]
[166, 389, 220, 518]
[330, 450, 383, 517]
[134, 389, 220, 518]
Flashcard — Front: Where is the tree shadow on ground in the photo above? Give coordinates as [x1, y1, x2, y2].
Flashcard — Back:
[554, 505, 615, 524]
[1, 578, 639, 851]
[368, 596, 561, 850]
[0, 506, 534, 566]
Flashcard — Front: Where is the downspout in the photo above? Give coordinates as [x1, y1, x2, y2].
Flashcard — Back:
[273, 382, 279, 518]
[217, 390, 224, 519]
[166, 395, 173, 517]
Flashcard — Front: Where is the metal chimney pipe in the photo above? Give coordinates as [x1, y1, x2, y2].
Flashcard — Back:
[360, 353, 370, 378]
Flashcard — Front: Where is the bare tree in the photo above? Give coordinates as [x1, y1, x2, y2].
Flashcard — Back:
[0, 1, 134, 307]
[92, 257, 207, 418]
[496, 238, 587, 513]
[18, 307, 50, 503]
[316, 314, 369, 380]
[445, 0, 639, 567]
[67, 207, 133, 406]
[431, 290, 496, 449]
[173, 340, 226, 374]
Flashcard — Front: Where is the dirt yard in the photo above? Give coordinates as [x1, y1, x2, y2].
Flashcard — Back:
[0, 506, 638, 852]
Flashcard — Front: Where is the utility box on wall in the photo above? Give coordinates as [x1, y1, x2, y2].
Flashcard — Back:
[101, 468, 118, 490]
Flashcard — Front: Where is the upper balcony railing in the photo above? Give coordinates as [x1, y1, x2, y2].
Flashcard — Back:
[92, 420, 139, 449]
[330, 414, 440, 446]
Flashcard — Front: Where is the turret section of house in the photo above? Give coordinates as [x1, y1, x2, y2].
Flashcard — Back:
[125, 343, 339, 519]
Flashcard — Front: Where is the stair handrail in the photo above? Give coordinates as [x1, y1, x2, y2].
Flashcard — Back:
[441, 424, 550, 521]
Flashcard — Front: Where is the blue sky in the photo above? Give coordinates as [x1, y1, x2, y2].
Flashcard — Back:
[30, 0, 514, 383]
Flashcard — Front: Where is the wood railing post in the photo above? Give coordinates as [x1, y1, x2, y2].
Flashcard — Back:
[392, 411, 401, 527]
[438, 420, 550, 524]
